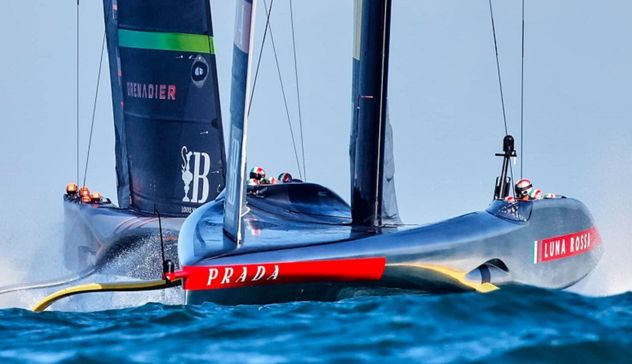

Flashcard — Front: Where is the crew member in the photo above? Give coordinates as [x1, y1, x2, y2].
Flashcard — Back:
[528, 188, 543, 200]
[249, 166, 266, 181]
[278, 172, 293, 183]
[514, 178, 533, 201]
[261, 176, 277, 185]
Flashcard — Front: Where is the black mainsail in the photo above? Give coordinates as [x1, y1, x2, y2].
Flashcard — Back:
[103, 0, 226, 216]
[351, 0, 400, 226]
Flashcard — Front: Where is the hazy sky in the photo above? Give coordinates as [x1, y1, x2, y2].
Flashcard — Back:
[0, 1, 630, 296]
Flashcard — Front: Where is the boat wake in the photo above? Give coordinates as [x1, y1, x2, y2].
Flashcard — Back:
[0, 233, 183, 311]
[0, 268, 96, 295]
[570, 209, 632, 296]
[568, 145, 632, 297]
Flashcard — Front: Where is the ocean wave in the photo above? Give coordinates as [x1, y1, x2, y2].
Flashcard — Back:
[1, 287, 631, 363]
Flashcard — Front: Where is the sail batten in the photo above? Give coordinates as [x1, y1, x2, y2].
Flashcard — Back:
[103, 0, 226, 216]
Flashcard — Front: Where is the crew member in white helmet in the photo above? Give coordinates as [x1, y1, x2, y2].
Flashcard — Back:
[514, 178, 533, 201]
[515, 178, 551, 201]
[249, 166, 266, 181]
[528, 188, 543, 200]
[247, 166, 266, 190]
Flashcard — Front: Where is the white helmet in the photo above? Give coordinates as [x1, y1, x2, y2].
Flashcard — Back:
[528, 188, 543, 200]
[515, 178, 533, 199]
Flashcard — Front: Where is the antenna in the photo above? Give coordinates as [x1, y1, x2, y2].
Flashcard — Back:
[493, 135, 517, 200]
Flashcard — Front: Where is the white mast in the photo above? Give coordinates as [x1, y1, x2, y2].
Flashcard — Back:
[223, 0, 258, 244]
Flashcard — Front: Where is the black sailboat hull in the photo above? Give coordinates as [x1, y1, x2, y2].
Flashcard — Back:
[62, 1, 227, 281]
[63, 196, 183, 279]
[178, 183, 603, 305]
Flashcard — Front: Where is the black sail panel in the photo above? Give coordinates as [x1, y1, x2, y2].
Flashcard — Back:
[102, 0, 226, 216]
[103, 0, 129, 208]
[350, 0, 400, 226]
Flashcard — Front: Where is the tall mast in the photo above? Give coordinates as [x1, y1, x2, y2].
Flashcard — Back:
[351, 0, 397, 226]
[223, 0, 258, 244]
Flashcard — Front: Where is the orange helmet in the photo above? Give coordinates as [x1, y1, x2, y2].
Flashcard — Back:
[79, 186, 90, 197]
[91, 192, 103, 203]
[66, 183, 78, 195]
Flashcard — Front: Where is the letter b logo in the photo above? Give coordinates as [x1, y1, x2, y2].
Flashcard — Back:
[191, 152, 211, 203]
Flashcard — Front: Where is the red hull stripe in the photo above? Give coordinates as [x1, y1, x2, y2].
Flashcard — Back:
[535, 226, 601, 264]
[166, 257, 387, 291]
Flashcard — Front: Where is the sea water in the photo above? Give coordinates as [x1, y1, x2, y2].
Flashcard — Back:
[1, 287, 631, 363]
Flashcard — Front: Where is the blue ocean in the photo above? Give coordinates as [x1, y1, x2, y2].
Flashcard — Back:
[1, 287, 631, 363]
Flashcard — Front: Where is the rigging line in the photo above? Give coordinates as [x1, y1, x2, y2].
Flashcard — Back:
[520, 0, 525, 179]
[262, 0, 304, 180]
[488, 0, 514, 184]
[247, 0, 274, 116]
[82, 32, 106, 188]
[487, 0, 509, 136]
[155, 206, 166, 268]
[289, 1, 307, 181]
[76, 0, 80, 186]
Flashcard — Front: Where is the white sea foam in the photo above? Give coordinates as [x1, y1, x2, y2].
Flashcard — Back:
[570, 207, 632, 296]
[569, 140, 632, 296]
[0, 213, 183, 311]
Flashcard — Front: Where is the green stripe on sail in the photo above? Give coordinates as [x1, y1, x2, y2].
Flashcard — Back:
[118, 29, 215, 54]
